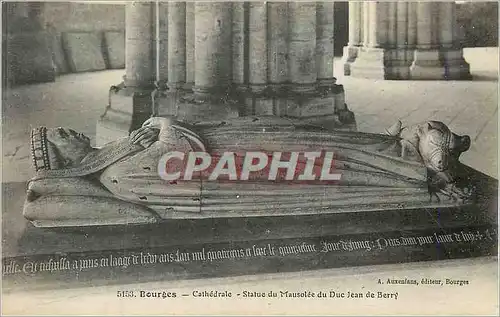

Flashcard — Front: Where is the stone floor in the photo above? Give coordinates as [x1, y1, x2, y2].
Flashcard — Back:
[1, 47, 498, 315]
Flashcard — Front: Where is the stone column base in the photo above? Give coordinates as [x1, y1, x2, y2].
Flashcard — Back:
[349, 47, 387, 80]
[410, 49, 472, 80]
[155, 84, 356, 131]
[240, 84, 356, 131]
[345, 47, 471, 80]
[349, 47, 415, 80]
[409, 50, 445, 80]
[341, 45, 360, 76]
[96, 84, 154, 146]
[97, 84, 357, 145]
[155, 90, 241, 122]
[387, 49, 415, 80]
[442, 49, 472, 80]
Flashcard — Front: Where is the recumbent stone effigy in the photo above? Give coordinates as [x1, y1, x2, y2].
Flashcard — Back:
[24, 116, 474, 228]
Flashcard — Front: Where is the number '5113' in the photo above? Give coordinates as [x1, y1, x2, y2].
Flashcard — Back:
[117, 290, 135, 297]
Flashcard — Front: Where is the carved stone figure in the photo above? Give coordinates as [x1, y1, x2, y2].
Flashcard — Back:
[24, 116, 473, 228]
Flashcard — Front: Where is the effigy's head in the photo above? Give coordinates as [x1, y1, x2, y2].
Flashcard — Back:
[416, 121, 470, 172]
[31, 127, 92, 171]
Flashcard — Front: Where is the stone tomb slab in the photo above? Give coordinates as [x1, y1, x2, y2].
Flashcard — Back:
[62, 32, 106, 73]
[103, 31, 125, 69]
[1, 166, 497, 292]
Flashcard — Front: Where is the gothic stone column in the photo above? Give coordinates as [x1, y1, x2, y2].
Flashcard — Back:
[97, 1, 155, 146]
[113, 1, 357, 137]
[185, 2, 196, 90]
[281, 2, 354, 129]
[237, 1, 355, 131]
[346, 1, 470, 80]
[409, 2, 471, 80]
[155, 2, 239, 121]
[246, 1, 357, 130]
[349, 1, 391, 79]
[248, 2, 268, 94]
[341, 1, 363, 75]
[409, 2, 443, 79]
[439, 2, 471, 80]
[232, 2, 246, 93]
[192, 2, 233, 98]
[288, 2, 317, 93]
[391, 1, 415, 79]
[156, 2, 168, 90]
[167, 2, 186, 90]
[316, 2, 335, 89]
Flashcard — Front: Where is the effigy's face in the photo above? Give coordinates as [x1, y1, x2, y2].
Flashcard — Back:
[46, 127, 92, 163]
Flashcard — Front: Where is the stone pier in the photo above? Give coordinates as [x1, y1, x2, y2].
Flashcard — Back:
[341, 1, 363, 76]
[97, 1, 155, 144]
[343, 1, 471, 80]
[97, 1, 355, 146]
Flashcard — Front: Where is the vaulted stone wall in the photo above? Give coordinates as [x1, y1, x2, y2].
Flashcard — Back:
[3, 2, 126, 87]
[3, 2, 54, 86]
[43, 2, 125, 74]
